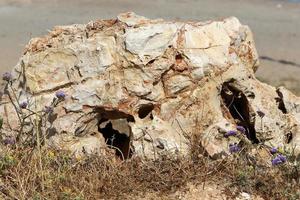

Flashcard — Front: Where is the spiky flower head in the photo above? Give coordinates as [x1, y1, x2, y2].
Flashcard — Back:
[20, 101, 28, 109]
[236, 126, 246, 134]
[270, 147, 278, 154]
[271, 154, 287, 166]
[2, 72, 12, 81]
[225, 130, 237, 138]
[277, 154, 287, 162]
[55, 90, 66, 100]
[229, 143, 241, 153]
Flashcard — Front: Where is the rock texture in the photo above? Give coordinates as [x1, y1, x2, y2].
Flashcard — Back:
[1, 12, 300, 159]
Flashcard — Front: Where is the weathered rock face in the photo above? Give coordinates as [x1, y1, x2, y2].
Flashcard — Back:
[1, 12, 300, 159]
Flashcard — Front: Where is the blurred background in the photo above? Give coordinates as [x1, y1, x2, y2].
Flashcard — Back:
[0, 0, 299, 94]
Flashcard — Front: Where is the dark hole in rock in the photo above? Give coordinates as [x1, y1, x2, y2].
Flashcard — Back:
[286, 132, 293, 144]
[147, 59, 155, 65]
[221, 81, 259, 143]
[175, 54, 183, 62]
[138, 103, 154, 119]
[150, 113, 154, 120]
[275, 89, 287, 114]
[99, 121, 132, 159]
[95, 108, 134, 159]
[156, 140, 165, 150]
[245, 91, 255, 99]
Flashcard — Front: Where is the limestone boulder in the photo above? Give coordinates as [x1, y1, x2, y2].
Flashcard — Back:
[1, 12, 300, 159]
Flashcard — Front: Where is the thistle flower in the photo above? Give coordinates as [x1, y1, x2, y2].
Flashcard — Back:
[19, 101, 28, 109]
[236, 126, 246, 134]
[271, 157, 282, 166]
[271, 154, 287, 166]
[3, 137, 16, 145]
[44, 106, 54, 114]
[2, 72, 12, 81]
[55, 90, 66, 100]
[257, 110, 265, 118]
[225, 130, 237, 137]
[277, 154, 287, 162]
[270, 147, 278, 154]
[229, 143, 241, 153]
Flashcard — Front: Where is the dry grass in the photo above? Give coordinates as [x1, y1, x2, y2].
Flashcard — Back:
[0, 136, 299, 200]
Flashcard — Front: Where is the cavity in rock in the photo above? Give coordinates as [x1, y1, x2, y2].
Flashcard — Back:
[275, 89, 287, 114]
[285, 132, 293, 144]
[138, 103, 154, 119]
[95, 108, 134, 159]
[221, 81, 259, 143]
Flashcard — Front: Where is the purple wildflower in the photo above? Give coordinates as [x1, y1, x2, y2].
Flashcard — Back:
[19, 101, 28, 109]
[229, 143, 241, 153]
[257, 110, 265, 118]
[270, 147, 278, 154]
[3, 137, 16, 145]
[44, 106, 54, 114]
[225, 130, 237, 138]
[278, 154, 287, 162]
[236, 126, 246, 134]
[2, 72, 12, 81]
[55, 90, 66, 100]
[272, 157, 282, 165]
[272, 154, 287, 166]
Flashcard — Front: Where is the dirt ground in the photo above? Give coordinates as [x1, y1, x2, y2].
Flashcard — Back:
[0, 0, 300, 94]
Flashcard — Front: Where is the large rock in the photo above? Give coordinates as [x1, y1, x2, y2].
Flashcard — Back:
[1, 12, 300, 159]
